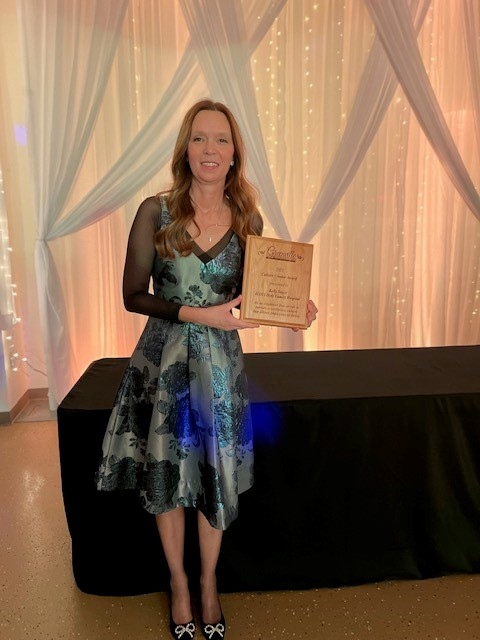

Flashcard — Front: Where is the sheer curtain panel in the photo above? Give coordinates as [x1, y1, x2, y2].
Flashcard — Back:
[18, 0, 129, 406]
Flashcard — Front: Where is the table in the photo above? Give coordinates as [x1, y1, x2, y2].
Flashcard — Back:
[57, 347, 480, 595]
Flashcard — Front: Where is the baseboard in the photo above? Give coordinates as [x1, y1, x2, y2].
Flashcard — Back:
[0, 388, 48, 425]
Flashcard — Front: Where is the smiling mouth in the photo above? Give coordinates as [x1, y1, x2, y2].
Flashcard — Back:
[201, 161, 219, 167]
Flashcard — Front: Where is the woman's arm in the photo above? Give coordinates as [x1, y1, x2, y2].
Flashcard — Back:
[179, 295, 259, 330]
[122, 196, 182, 322]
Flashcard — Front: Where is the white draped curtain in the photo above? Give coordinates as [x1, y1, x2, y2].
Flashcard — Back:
[11, 0, 480, 405]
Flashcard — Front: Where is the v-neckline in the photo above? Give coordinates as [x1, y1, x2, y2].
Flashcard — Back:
[189, 228, 235, 264]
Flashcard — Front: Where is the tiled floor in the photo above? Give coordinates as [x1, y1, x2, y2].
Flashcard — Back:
[1, 420, 479, 640]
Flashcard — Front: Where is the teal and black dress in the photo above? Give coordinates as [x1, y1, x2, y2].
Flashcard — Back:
[96, 196, 254, 530]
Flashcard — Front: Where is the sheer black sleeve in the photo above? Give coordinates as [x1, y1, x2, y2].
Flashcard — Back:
[122, 196, 182, 322]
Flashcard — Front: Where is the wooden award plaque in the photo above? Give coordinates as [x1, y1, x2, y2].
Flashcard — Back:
[240, 235, 313, 328]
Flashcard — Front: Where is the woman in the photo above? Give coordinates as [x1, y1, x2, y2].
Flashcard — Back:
[96, 99, 317, 639]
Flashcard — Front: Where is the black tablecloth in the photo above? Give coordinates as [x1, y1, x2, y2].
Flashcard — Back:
[57, 347, 480, 595]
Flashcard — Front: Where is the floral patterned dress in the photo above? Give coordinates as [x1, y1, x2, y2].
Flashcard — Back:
[96, 201, 253, 530]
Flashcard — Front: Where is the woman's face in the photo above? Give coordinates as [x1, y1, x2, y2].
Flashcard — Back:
[187, 110, 235, 187]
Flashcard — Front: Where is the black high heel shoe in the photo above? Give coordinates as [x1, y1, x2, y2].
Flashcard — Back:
[200, 613, 226, 639]
[168, 583, 196, 639]
[169, 611, 196, 639]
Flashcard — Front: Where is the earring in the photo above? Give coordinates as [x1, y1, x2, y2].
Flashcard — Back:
[230, 160, 234, 166]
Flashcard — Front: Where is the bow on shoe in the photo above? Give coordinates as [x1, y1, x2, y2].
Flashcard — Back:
[203, 622, 225, 639]
[174, 622, 196, 639]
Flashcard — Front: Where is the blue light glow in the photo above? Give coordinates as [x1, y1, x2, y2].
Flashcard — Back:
[14, 124, 27, 146]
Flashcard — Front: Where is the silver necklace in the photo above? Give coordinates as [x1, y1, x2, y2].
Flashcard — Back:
[191, 197, 228, 242]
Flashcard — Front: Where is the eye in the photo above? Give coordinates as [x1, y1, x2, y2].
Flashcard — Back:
[219, 138, 229, 144]
[192, 136, 204, 142]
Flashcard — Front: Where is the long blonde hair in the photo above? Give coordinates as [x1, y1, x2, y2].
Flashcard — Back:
[155, 100, 263, 258]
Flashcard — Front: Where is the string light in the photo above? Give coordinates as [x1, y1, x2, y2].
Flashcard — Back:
[0, 167, 24, 375]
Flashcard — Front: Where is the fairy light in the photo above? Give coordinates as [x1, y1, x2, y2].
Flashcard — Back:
[0, 166, 25, 375]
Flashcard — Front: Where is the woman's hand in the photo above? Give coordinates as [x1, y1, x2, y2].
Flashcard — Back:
[178, 295, 259, 331]
[292, 299, 318, 332]
[305, 299, 318, 327]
